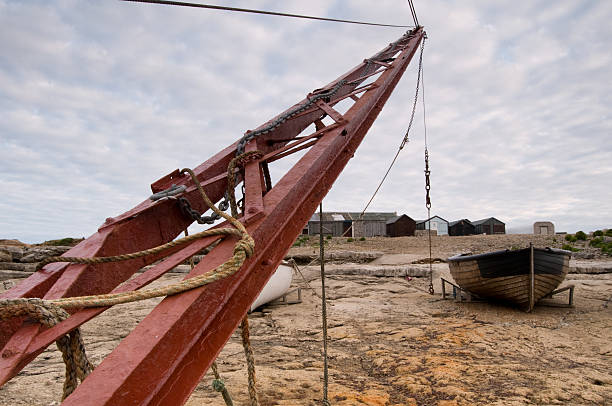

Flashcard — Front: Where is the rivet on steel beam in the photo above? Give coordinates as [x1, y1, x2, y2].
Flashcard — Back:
[2, 350, 14, 359]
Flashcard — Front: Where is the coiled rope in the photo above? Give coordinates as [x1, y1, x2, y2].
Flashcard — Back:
[0, 166, 255, 399]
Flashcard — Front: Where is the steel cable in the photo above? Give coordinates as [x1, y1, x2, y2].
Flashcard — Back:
[357, 36, 425, 219]
[121, 0, 413, 28]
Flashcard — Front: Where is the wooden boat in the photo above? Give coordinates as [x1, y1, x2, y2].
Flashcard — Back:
[447, 246, 571, 310]
[250, 264, 293, 311]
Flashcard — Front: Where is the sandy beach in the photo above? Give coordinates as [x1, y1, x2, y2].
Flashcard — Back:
[1, 234, 611, 405]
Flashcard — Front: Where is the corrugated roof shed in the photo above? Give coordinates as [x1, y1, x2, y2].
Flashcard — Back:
[385, 216, 400, 225]
[341, 212, 398, 221]
[415, 215, 449, 224]
[310, 212, 397, 222]
[472, 217, 503, 225]
[472, 217, 505, 234]
[449, 219, 473, 227]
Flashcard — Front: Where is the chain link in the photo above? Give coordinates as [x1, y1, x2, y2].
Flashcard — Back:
[400, 35, 425, 150]
[235, 27, 420, 156]
[155, 28, 422, 228]
[420, 34, 433, 295]
[177, 196, 229, 225]
[424, 149, 431, 209]
[149, 184, 187, 201]
[236, 79, 347, 155]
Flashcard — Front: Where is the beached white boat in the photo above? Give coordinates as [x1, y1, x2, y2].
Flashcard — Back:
[250, 264, 293, 311]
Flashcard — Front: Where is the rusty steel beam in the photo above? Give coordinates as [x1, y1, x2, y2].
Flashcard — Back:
[0, 27, 424, 404]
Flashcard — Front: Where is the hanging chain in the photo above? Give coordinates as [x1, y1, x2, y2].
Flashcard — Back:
[236, 27, 421, 155]
[177, 196, 230, 224]
[424, 149, 431, 210]
[356, 32, 425, 223]
[400, 35, 425, 150]
[425, 148, 434, 295]
[420, 31, 434, 296]
[154, 28, 423, 229]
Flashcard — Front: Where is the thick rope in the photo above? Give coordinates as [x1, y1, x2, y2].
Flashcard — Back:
[211, 362, 234, 406]
[227, 150, 264, 216]
[0, 298, 92, 399]
[240, 316, 259, 406]
[180, 229, 235, 406]
[225, 151, 262, 406]
[22, 170, 253, 310]
[184, 229, 232, 406]
[0, 167, 254, 400]
[224, 151, 262, 406]
[35, 227, 241, 272]
[182, 228, 234, 406]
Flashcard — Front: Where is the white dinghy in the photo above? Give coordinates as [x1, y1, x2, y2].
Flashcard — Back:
[250, 263, 293, 311]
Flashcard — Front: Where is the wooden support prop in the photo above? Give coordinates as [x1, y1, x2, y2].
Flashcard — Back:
[528, 243, 535, 312]
[540, 285, 575, 308]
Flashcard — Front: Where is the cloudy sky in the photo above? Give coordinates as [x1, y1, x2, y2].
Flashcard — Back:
[1, 0, 610, 243]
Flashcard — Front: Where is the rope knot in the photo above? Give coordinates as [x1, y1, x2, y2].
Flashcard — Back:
[0, 297, 92, 400]
[0, 298, 68, 327]
[234, 237, 255, 258]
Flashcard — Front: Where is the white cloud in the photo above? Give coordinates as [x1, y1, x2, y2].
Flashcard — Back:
[0, 0, 610, 243]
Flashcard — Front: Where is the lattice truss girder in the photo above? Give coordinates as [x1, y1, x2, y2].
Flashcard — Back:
[0, 27, 424, 405]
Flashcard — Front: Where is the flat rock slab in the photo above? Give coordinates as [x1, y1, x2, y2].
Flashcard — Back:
[286, 251, 383, 264]
[0, 270, 32, 281]
[302, 263, 431, 277]
[0, 262, 37, 272]
[570, 259, 612, 274]
[20, 246, 72, 263]
[370, 253, 427, 265]
[0, 249, 11, 262]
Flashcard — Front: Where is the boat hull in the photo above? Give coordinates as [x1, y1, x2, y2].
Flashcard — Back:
[250, 264, 293, 311]
[447, 248, 571, 308]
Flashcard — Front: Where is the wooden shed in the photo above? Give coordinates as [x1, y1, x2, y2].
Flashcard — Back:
[352, 219, 386, 237]
[386, 214, 416, 237]
[472, 217, 505, 235]
[348, 212, 394, 237]
[416, 216, 449, 236]
[307, 213, 350, 236]
[307, 212, 397, 237]
[448, 219, 475, 236]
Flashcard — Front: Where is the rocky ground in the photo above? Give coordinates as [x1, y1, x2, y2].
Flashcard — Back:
[0, 235, 611, 405]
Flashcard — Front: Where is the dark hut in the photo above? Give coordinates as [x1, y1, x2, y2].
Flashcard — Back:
[473, 217, 505, 235]
[386, 214, 416, 237]
[448, 219, 476, 236]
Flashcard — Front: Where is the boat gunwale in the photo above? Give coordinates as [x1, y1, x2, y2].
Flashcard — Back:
[447, 247, 572, 263]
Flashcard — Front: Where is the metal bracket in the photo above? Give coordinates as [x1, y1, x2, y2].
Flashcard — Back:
[441, 278, 483, 302]
[539, 284, 575, 308]
[315, 100, 346, 125]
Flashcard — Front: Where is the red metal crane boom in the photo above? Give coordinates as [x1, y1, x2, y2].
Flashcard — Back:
[0, 26, 425, 404]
